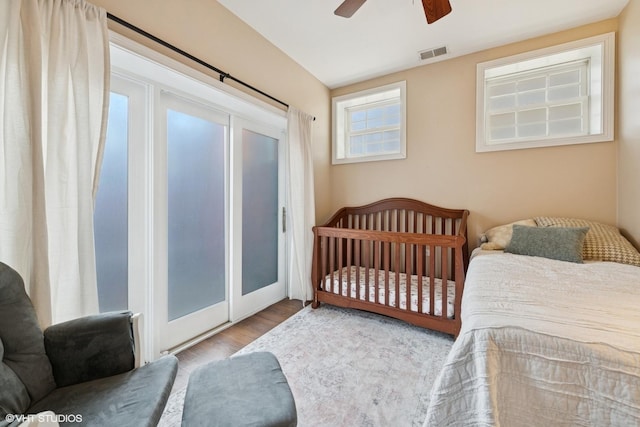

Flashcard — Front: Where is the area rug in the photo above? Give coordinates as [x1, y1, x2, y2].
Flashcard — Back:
[158, 305, 454, 426]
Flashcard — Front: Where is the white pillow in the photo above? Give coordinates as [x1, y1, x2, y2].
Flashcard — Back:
[480, 219, 537, 250]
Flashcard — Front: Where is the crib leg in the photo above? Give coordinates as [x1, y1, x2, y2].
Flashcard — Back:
[312, 300, 320, 309]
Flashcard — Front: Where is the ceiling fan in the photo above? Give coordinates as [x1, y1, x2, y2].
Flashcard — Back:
[334, 0, 452, 24]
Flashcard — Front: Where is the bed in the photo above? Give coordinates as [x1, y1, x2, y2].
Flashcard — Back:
[424, 218, 640, 426]
[311, 198, 469, 336]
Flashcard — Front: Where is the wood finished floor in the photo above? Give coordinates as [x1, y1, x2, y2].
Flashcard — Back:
[172, 298, 304, 393]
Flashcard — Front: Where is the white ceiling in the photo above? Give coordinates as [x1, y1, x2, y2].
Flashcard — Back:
[217, 0, 628, 89]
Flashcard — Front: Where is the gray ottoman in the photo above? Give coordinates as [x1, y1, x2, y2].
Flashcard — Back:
[181, 351, 297, 427]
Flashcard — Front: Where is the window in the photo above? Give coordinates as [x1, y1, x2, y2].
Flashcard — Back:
[332, 81, 406, 164]
[476, 32, 615, 152]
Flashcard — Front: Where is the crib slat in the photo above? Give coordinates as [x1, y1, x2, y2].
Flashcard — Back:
[395, 242, 401, 309]
[371, 243, 376, 299]
[422, 215, 428, 273]
[329, 236, 335, 296]
[441, 246, 448, 319]
[364, 238, 370, 302]
[346, 238, 352, 298]
[417, 245, 424, 314]
[405, 209, 409, 233]
[430, 244, 436, 316]
[338, 237, 343, 297]
[321, 236, 329, 293]
[412, 219, 417, 274]
[355, 238, 361, 301]
[406, 243, 411, 311]
[384, 241, 390, 306]
[412, 246, 416, 276]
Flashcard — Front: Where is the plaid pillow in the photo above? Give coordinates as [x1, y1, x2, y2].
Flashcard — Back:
[534, 217, 640, 267]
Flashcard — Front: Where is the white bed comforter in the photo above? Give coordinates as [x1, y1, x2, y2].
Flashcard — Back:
[425, 253, 640, 427]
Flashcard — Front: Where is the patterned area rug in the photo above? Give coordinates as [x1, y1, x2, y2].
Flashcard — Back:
[159, 305, 454, 427]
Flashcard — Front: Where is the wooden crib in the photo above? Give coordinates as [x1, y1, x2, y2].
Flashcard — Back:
[311, 198, 469, 337]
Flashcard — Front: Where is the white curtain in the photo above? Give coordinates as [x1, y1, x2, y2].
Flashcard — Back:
[286, 107, 316, 303]
[0, 0, 110, 326]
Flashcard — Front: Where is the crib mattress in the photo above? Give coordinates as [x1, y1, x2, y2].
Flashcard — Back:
[322, 266, 455, 318]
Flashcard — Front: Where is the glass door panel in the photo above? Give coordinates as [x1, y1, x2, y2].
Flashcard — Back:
[95, 91, 129, 312]
[167, 109, 226, 320]
[241, 129, 279, 295]
[159, 92, 229, 351]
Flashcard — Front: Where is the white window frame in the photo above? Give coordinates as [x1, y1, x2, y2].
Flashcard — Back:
[476, 32, 615, 152]
[332, 81, 406, 164]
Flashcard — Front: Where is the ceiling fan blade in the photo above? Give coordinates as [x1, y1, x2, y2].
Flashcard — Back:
[422, 0, 452, 24]
[334, 0, 367, 18]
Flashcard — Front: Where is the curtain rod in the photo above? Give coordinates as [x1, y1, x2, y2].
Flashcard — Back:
[107, 12, 306, 115]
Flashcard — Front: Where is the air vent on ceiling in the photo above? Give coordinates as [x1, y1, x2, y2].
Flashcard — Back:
[419, 46, 448, 61]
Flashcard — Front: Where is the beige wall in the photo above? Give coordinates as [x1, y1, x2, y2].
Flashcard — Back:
[617, 2, 640, 248]
[89, 2, 631, 248]
[92, 0, 333, 222]
[330, 20, 619, 249]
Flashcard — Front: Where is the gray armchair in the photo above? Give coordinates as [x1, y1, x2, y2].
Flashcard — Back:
[0, 262, 178, 427]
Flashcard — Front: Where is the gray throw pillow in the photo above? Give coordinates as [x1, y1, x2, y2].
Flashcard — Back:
[505, 225, 589, 263]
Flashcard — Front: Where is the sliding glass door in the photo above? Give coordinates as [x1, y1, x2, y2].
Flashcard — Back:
[94, 39, 289, 359]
